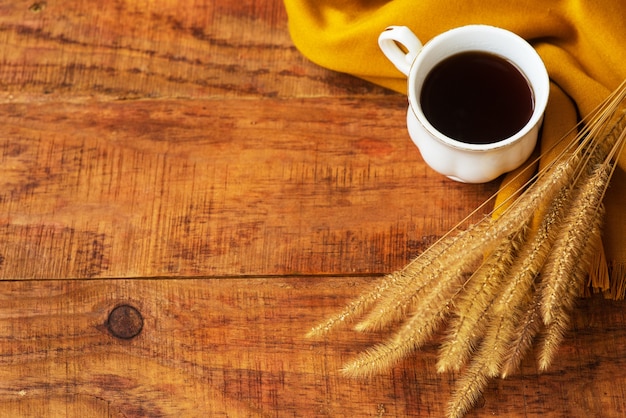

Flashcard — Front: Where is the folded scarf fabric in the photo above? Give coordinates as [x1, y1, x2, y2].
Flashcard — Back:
[284, 0, 626, 298]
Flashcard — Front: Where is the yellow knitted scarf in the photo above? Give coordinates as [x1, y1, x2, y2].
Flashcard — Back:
[284, 0, 626, 298]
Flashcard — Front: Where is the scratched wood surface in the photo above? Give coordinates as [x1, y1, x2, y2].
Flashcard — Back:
[0, 0, 625, 417]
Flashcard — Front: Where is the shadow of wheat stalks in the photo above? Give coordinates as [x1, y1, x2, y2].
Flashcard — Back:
[307, 80, 626, 418]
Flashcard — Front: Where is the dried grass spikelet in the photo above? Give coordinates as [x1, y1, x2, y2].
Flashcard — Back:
[493, 185, 572, 316]
[306, 220, 498, 338]
[448, 291, 534, 418]
[437, 228, 527, 373]
[500, 290, 543, 378]
[307, 80, 626, 418]
[539, 165, 610, 326]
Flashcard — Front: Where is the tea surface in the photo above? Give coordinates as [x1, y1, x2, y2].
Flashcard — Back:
[420, 51, 534, 144]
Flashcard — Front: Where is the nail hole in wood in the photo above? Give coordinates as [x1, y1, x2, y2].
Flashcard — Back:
[29, 2, 47, 13]
[107, 304, 144, 340]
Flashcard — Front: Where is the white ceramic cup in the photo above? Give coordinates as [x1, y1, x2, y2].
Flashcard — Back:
[378, 25, 549, 183]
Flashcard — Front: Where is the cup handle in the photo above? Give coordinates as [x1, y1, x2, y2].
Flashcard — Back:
[378, 26, 423, 76]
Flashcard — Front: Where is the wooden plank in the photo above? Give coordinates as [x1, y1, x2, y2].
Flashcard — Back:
[1, 0, 485, 280]
[0, 97, 498, 279]
[0, 0, 392, 100]
[0, 278, 625, 417]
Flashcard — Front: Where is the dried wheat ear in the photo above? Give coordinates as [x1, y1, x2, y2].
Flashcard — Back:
[307, 80, 626, 418]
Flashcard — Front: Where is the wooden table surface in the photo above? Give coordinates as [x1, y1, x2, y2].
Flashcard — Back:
[1, 1, 625, 417]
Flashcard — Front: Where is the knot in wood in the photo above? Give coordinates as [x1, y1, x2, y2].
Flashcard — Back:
[107, 304, 144, 340]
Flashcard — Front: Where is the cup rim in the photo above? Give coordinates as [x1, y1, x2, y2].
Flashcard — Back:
[407, 24, 550, 152]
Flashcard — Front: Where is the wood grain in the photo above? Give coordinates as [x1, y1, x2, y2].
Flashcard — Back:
[0, 97, 496, 279]
[1, 279, 625, 417]
[0, 0, 625, 417]
[0, 0, 391, 100]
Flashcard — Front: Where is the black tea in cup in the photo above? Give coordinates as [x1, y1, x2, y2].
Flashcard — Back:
[420, 51, 535, 144]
